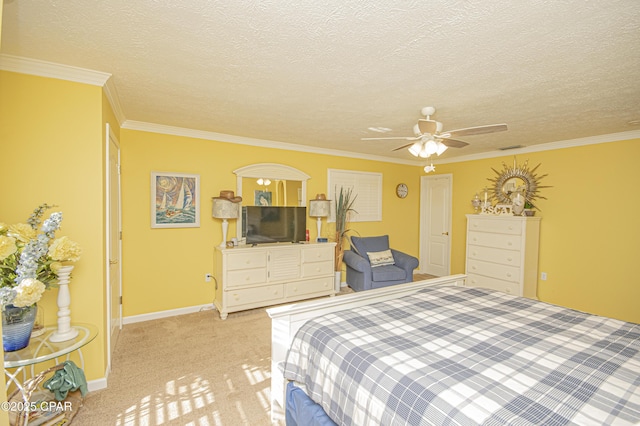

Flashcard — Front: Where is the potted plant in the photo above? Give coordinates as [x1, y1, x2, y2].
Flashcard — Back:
[523, 201, 536, 216]
[333, 187, 357, 290]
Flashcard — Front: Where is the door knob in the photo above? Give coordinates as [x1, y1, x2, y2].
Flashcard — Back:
[109, 260, 118, 265]
[442, 232, 449, 235]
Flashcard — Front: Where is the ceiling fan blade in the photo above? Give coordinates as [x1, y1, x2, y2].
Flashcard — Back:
[392, 143, 415, 151]
[417, 119, 438, 135]
[444, 123, 508, 138]
[440, 138, 469, 148]
[361, 136, 419, 141]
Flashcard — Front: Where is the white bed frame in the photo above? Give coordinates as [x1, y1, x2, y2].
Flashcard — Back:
[266, 274, 467, 419]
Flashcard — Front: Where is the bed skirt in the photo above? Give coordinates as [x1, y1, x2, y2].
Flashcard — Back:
[286, 382, 337, 426]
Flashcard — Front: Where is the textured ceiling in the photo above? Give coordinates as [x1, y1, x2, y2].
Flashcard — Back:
[2, 0, 639, 163]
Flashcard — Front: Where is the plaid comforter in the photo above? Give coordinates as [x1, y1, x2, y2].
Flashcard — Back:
[283, 286, 640, 425]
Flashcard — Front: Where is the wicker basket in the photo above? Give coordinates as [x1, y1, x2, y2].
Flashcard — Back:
[7, 363, 84, 426]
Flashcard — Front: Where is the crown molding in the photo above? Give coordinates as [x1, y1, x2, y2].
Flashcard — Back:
[103, 77, 126, 126]
[430, 130, 640, 165]
[0, 54, 110, 86]
[122, 120, 422, 166]
[0, 54, 126, 125]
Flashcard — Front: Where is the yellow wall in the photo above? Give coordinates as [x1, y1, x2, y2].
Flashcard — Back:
[0, 71, 108, 381]
[120, 128, 422, 316]
[2, 68, 638, 408]
[435, 139, 640, 323]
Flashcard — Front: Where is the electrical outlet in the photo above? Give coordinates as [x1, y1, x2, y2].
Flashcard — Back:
[541, 272, 547, 281]
[205, 273, 212, 282]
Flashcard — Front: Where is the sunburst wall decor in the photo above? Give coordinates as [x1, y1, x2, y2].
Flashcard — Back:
[488, 157, 550, 209]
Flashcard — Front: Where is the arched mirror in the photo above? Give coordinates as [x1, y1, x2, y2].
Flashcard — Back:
[488, 158, 549, 208]
[233, 163, 310, 240]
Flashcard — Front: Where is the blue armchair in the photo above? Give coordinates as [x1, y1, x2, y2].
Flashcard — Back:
[343, 235, 419, 292]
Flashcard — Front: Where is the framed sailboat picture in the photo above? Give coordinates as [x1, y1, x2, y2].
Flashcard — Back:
[151, 172, 200, 228]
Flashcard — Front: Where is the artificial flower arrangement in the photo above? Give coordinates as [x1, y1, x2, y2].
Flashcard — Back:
[0, 204, 82, 311]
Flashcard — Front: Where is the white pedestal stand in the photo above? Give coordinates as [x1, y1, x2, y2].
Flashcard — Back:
[49, 265, 79, 342]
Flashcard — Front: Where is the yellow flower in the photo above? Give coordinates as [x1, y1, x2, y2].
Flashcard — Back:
[12, 278, 46, 307]
[0, 235, 17, 261]
[7, 223, 37, 243]
[0, 223, 7, 233]
[48, 236, 82, 262]
[50, 262, 63, 273]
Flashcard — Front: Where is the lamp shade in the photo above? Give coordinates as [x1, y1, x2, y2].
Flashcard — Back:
[309, 199, 330, 217]
[212, 198, 238, 219]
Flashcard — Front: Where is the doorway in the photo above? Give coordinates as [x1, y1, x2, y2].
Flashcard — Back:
[106, 123, 122, 372]
[419, 174, 452, 276]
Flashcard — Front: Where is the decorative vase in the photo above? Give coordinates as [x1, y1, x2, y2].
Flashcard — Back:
[2, 304, 37, 352]
[49, 265, 79, 342]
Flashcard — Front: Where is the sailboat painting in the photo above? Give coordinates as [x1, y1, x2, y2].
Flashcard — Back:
[151, 172, 200, 228]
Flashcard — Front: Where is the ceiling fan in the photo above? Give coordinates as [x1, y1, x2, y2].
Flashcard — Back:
[362, 106, 508, 158]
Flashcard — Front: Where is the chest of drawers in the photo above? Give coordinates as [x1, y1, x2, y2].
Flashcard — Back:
[465, 214, 541, 298]
[214, 242, 336, 319]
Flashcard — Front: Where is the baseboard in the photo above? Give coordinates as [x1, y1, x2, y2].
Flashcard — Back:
[87, 376, 108, 392]
[123, 303, 215, 325]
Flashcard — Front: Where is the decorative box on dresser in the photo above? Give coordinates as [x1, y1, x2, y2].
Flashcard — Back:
[465, 214, 541, 299]
[213, 242, 336, 319]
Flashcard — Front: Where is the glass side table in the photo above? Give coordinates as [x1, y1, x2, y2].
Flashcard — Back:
[4, 323, 98, 396]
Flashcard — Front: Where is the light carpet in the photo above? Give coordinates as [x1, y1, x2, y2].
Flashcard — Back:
[74, 306, 283, 425]
[73, 276, 436, 425]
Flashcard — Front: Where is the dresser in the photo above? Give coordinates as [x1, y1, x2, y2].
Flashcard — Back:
[465, 214, 541, 299]
[213, 242, 336, 319]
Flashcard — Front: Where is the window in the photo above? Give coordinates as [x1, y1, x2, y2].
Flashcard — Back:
[327, 169, 382, 222]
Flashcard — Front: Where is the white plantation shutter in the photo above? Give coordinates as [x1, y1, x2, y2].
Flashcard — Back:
[327, 169, 382, 222]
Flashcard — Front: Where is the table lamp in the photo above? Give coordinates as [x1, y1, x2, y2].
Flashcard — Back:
[212, 192, 241, 247]
[309, 194, 330, 242]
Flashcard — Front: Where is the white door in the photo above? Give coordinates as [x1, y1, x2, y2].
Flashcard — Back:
[419, 174, 452, 276]
[107, 124, 122, 369]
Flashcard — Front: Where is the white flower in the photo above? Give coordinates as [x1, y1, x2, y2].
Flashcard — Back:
[12, 278, 46, 308]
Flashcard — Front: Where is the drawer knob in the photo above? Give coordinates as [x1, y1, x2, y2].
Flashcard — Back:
[507, 242, 513, 246]
[506, 288, 511, 294]
[506, 273, 512, 277]
[507, 257, 513, 262]
[472, 252, 477, 256]
[472, 265, 477, 270]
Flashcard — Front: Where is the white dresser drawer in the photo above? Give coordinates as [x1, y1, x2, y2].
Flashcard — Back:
[467, 244, 522, 267]
[284, 277, 333, 298]
[467, 259, 521, 283]
[226, 284, 283, 308]
[468, 217, 522, 235]
[226, 251, 267, 270]
[466, 273, 521, 296]
[301, 260, 334, 278]
[227, 268, 268, 288]
[303, 246, 334, 263]
[468, 231, 521, 251]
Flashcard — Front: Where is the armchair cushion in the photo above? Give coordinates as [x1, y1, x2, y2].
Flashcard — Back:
[351, 235, 390, 257]
[367, 249, 395, 267]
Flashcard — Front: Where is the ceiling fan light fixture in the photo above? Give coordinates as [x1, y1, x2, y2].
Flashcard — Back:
[413, 124, 421, 136]
[424, 140, 438, 155]
[408, 142, 422, 157]
[436, 141, 448, 156]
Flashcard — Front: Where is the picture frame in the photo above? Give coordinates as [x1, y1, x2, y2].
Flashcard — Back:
[254, 190, 272, 206]
[151, 172, 200, 228]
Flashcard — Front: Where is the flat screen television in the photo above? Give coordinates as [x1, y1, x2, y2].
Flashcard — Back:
[242, 206, 307, 245]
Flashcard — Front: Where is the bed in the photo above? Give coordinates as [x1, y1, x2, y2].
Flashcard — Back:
[267, 275, 640, 425]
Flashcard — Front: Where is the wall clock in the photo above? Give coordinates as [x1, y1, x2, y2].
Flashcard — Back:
[396, 183, 408, 199]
